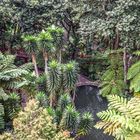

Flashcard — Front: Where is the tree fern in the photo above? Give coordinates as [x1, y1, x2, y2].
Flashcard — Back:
[95, 95, 140, 140]
[100, 52, 125, 97]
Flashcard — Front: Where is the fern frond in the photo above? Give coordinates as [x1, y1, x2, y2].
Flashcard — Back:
[95, 95, 140, 139]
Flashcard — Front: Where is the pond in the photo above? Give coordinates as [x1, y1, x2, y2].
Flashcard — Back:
[75, 86, 113, 140]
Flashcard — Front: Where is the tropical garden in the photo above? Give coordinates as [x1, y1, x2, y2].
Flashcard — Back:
[0, 0, 140, 140]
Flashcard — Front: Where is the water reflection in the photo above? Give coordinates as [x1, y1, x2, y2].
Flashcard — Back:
[75, 86, 113, 140]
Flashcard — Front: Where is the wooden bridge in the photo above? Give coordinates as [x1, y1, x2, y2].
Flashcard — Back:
[76, 74, 100, 87]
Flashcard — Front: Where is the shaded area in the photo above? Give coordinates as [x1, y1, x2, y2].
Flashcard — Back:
[75, 86, 113, 140]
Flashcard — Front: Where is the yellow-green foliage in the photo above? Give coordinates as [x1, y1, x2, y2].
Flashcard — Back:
[95, 95, 140, 140]
[0, 99, 73, 140]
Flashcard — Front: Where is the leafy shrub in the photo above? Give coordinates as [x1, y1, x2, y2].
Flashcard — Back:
[0, 99, 73, 140]
[100, 51, 125, 97]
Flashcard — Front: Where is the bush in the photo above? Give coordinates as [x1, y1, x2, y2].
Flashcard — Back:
[0, 99, 73, 140]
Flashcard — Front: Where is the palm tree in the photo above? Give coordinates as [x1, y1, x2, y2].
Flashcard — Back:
[38, 30, 53, 74]
[22, 35, 39, 77]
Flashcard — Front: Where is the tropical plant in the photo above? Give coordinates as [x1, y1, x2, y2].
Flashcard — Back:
[0, 103, 4, 130]
[58, 93, 72, 112]
[60, 105, 80, 131]
[47, 25, 64, 62]
[0, 99, 73, 140]
[22, 35, 39, 77]
[4, 93, 21, 121]
[0, 52, 32, 91]
[95, 95, 140, 140]
[63, 61, 78, 93]
[38, 30, 53, 73]
[100, 51, 125, 97]
[0, 92, 21, 130]
[0, 88, 8, 130]
[77, 112, 94, 136]
[127, 51, 140, 93]
[47, 60, 61, 106]
[35, 91, 48, 107]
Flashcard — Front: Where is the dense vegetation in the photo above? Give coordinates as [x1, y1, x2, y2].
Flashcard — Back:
[0, 0, 140, 140]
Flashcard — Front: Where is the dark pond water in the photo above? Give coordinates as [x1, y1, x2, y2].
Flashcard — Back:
[75, 86, 113, 140]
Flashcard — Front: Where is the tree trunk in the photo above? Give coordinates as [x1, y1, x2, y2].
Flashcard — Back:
[72, 88, 76, 103]
[59, 49, 62, 63]
[114, 28, 119, 49]
[43, 51, 48, 74]
[31, 53, 39, 77]
[123, 47, 128, 94]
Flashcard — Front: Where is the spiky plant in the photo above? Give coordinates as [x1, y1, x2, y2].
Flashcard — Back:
[0, 103, 4, 130]
[47, 60, 61, 106]
[60, 105, 80, 131]
[95, 95, 140, 140]
[4, 93, 21, 121]
[100, 52, 125, 97]
[127, 51, 140, 93]
[22, 35, 39, 77]
[47, 25, 64, 63]
[58, 94, 72, 112]
[0, 88, 8, 130]
[78, 112, 94, 136]
[54, 94, 73, 125]
[38, 30, 53, 73]
[35, 92, 47, 107]
[63, 61, 78, 92]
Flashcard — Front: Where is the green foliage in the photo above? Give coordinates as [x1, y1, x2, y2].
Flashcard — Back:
[38, 30, 53, 51]
[58, 94, 72, 112]
[78, 112, 94, 136]
[46, 60, 78, 106]
[60, 105, 80, 131]
[0, 52, 31, 91]
[127, 60, 140, 93]
[47, 60, 61, 93]
[35, 92, 48, 107]
[4, 93, 21, 120]
[0, 103, 4, 130]
[22, 35, 38, 54]
[100, 52, 125, 97]
[63, 61, 78, 91]
[95, 95, 140, 140]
